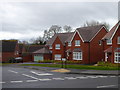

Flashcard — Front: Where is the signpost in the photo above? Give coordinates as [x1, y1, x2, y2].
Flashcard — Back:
[61, 58, 67, 68]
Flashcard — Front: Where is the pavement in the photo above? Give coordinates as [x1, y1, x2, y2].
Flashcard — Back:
[19, 63, 120, 76]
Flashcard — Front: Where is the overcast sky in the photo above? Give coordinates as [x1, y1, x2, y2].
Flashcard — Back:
[0, 2, 118, 41]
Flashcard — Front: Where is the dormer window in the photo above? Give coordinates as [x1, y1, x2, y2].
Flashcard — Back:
[117, 37, 120, 44]
[75, 40, 80, 46]
[107, 39, 112, 45]
[68, 42, 71, 46]
[55, 44, 60, 49]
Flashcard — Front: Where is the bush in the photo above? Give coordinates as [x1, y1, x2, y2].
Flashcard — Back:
[97, 61, 120, 67]
[54, 60, 82, 64]
[37, 60, 54, 63]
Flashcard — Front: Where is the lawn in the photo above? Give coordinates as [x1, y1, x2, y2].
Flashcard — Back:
[21, 63, 120, 70]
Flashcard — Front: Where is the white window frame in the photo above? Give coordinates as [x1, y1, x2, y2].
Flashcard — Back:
[49, 45, 52, 49]
[107, 39, 112, 45]
[117, 37, 120, 44]
[55, 54, 61, 60]
[75, 40, 80, 46]
[55, 44, 60, 49]
[73, 52, 82, 60]
[68, 42, 71, 46]
[114, 52, 120, 63]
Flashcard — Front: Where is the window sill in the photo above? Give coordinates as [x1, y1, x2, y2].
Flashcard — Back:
[107, 44, 112, 45]
[73, 59, 82, 60]
[75, 45, 80, 46]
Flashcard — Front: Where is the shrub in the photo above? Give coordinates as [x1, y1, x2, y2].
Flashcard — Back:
[97, 61, 120, 67]
[37, 60, 54, 63]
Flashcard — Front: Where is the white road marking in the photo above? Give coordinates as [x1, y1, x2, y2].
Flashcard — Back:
[31, 71, 53, 76]
[39, 78, 52, 81]
[76, 77, 88, 79]
[10, 81, 23, 83]
[64, 77, 77, 80]
[52, 78, 65, 80]
[26, 80, 38, 82]
[97, 85, 117, 88]
[22, 74, 39, 80]
[96, 76, 108, 78]
[8, 70, 18, 74]
[110, 76, 116, 78]
[0, 82, 6, 83]
[86, 76, 98, 78]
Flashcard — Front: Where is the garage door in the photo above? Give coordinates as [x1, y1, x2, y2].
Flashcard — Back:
[34, 55, 43, 62]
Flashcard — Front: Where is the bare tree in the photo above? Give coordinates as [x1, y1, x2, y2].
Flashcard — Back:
[43, 30, 50, 41]
[63, 25, 72, 32]
[48, 25, 62, 38]
[83, 20, 110, 30]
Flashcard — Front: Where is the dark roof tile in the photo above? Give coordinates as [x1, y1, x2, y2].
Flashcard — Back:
[1, 40, 18, 52]
[77, 25, 104, 42]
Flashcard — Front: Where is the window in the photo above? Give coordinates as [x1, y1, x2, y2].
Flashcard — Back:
[68, 42, 71, 46]
[55, 54, 61, 60]
[14, 51, 19, 55]
[117, 37, 120, 44]
[114, 52, 120, 63]
[107, 39, 112, 45]
[98, 40, 102, 46]
[75, 40, 80, 46]
[55, 44, 60, 49]
[73, 52, 82, 60]
[49, 45, 52, 49]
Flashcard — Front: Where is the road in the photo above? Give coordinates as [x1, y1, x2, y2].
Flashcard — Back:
[1, 65, 119, 88]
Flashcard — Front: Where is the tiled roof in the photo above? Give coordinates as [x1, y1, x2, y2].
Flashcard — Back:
[103, 21, 120, 40]
[77, 25, 105, 42]
[33, 47, 51, 54]
[1, 40, 18, 52]
[46, 32, 74, 45]
[104, 47, 112, 53]
[26, 45, 45, 53]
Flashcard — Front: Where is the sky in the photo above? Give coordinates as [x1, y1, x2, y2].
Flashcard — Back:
[0, 1, 118, 42]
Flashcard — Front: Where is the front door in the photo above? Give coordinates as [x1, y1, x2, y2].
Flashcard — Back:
[105, 52, 112, 62]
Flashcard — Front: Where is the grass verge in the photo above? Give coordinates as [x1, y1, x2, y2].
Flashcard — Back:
[21, 64, 120, 70]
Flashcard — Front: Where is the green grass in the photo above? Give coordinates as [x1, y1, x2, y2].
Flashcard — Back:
[21, 63, 120, 70]
[0, 63, 18, 66]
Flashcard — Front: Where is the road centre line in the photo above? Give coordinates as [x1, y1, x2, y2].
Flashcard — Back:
[97, 85, 117, 88]
[8, 70, 18, 74]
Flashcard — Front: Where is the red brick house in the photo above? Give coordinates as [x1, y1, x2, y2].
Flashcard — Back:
[46, 25, 108, 64]
[18, 44, 26, 57]
[102, 21, 120, 63]
[46, 32, 74, 61]
[32, 47, 52, 62]
[0, 40, 19, 63]
[22, 45, 45, 62]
